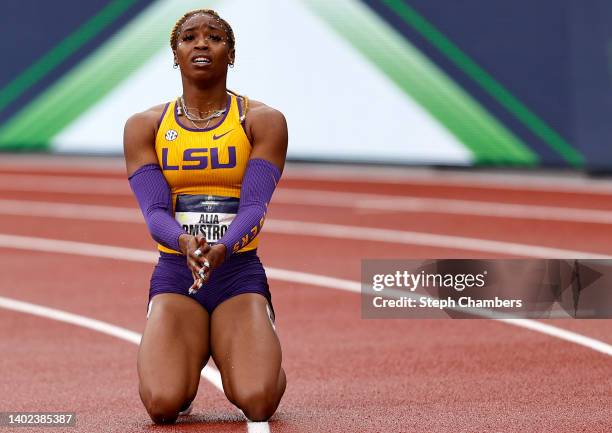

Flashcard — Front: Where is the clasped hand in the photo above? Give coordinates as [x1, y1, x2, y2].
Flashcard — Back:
[178, 234, 226, 294]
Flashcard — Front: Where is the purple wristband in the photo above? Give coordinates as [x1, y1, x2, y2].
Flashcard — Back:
[128, 164, 185, 252]
[219, 158, 281, 258]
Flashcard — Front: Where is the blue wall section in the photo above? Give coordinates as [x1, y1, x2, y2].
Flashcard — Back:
[364, 0, 612, 170]
[363, 0, 573, 166]
[0, 0, 155, 124]
[568, 1, 612, 172]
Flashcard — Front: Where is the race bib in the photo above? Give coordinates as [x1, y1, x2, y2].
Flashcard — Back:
[174, 194, 239, 244]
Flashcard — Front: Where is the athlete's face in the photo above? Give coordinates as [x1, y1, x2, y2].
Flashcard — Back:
[173, 14, 235, 80]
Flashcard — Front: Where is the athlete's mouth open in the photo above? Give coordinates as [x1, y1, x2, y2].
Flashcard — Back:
[191, 56, 212, 65]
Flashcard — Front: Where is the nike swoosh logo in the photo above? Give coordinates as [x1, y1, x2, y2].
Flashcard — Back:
[213, 129, 233, 140]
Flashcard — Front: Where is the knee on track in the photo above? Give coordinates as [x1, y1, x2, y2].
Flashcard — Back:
[232, 386, 280, 422]
[141, 388, 185, 424]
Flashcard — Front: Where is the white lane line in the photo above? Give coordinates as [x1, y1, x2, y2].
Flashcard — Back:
[0, 199, 141, 222]
[0, 174, 128, 195]
[3, 159, 612, 194]
[202, 364, 224, 392]
[0, 233, 158, 262]
[3, 175, 612, 224]
[0, 296, 264, 432]
[0, 155, 125, 171]
[266, 220, 611, 259]
[497, 319, 612, 356]
[274, 189, 612, 225]
[0, 296, 142, 344]
[0, 297, 220, 395]
[0, 199, 609, 258]
[247, 421, 271, 433]
[284, 167, 612, 194]
[0, 234, 610, 357]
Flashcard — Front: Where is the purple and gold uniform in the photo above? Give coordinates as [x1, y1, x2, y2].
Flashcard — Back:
[149, 92, 272, 315]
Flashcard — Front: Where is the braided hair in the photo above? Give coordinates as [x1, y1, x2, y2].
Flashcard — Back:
[170, 9, 235, 51]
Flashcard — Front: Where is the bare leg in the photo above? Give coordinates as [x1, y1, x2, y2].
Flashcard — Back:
[211, 293, 286, 422]
[138, 293, 210, 424]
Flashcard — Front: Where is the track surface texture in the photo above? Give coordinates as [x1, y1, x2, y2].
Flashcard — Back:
[0, 156, 610, 433]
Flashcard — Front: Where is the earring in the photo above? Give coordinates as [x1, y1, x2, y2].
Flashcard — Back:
[173, 63, 178, 69]
[229, 63, 234, 69]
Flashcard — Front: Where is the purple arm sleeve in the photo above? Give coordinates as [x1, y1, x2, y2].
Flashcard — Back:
[218, 158, 281, 258]
[128, 164, 185, 252]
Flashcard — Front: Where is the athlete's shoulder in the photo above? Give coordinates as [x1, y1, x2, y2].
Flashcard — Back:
[244, 100, 288, 168]
[244, 99, 287, 137]
[124, 103, 169, 134]
[123, 103, 170, 175]
[247, 100, 285, 123]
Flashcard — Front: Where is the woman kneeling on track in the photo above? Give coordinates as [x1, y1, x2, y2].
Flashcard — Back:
[123, 9, 287, 424]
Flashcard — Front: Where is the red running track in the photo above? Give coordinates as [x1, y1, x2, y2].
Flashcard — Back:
[0, 158, 611, 432]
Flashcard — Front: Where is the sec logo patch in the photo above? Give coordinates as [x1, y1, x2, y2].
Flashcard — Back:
[165, 129, 178, 141]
